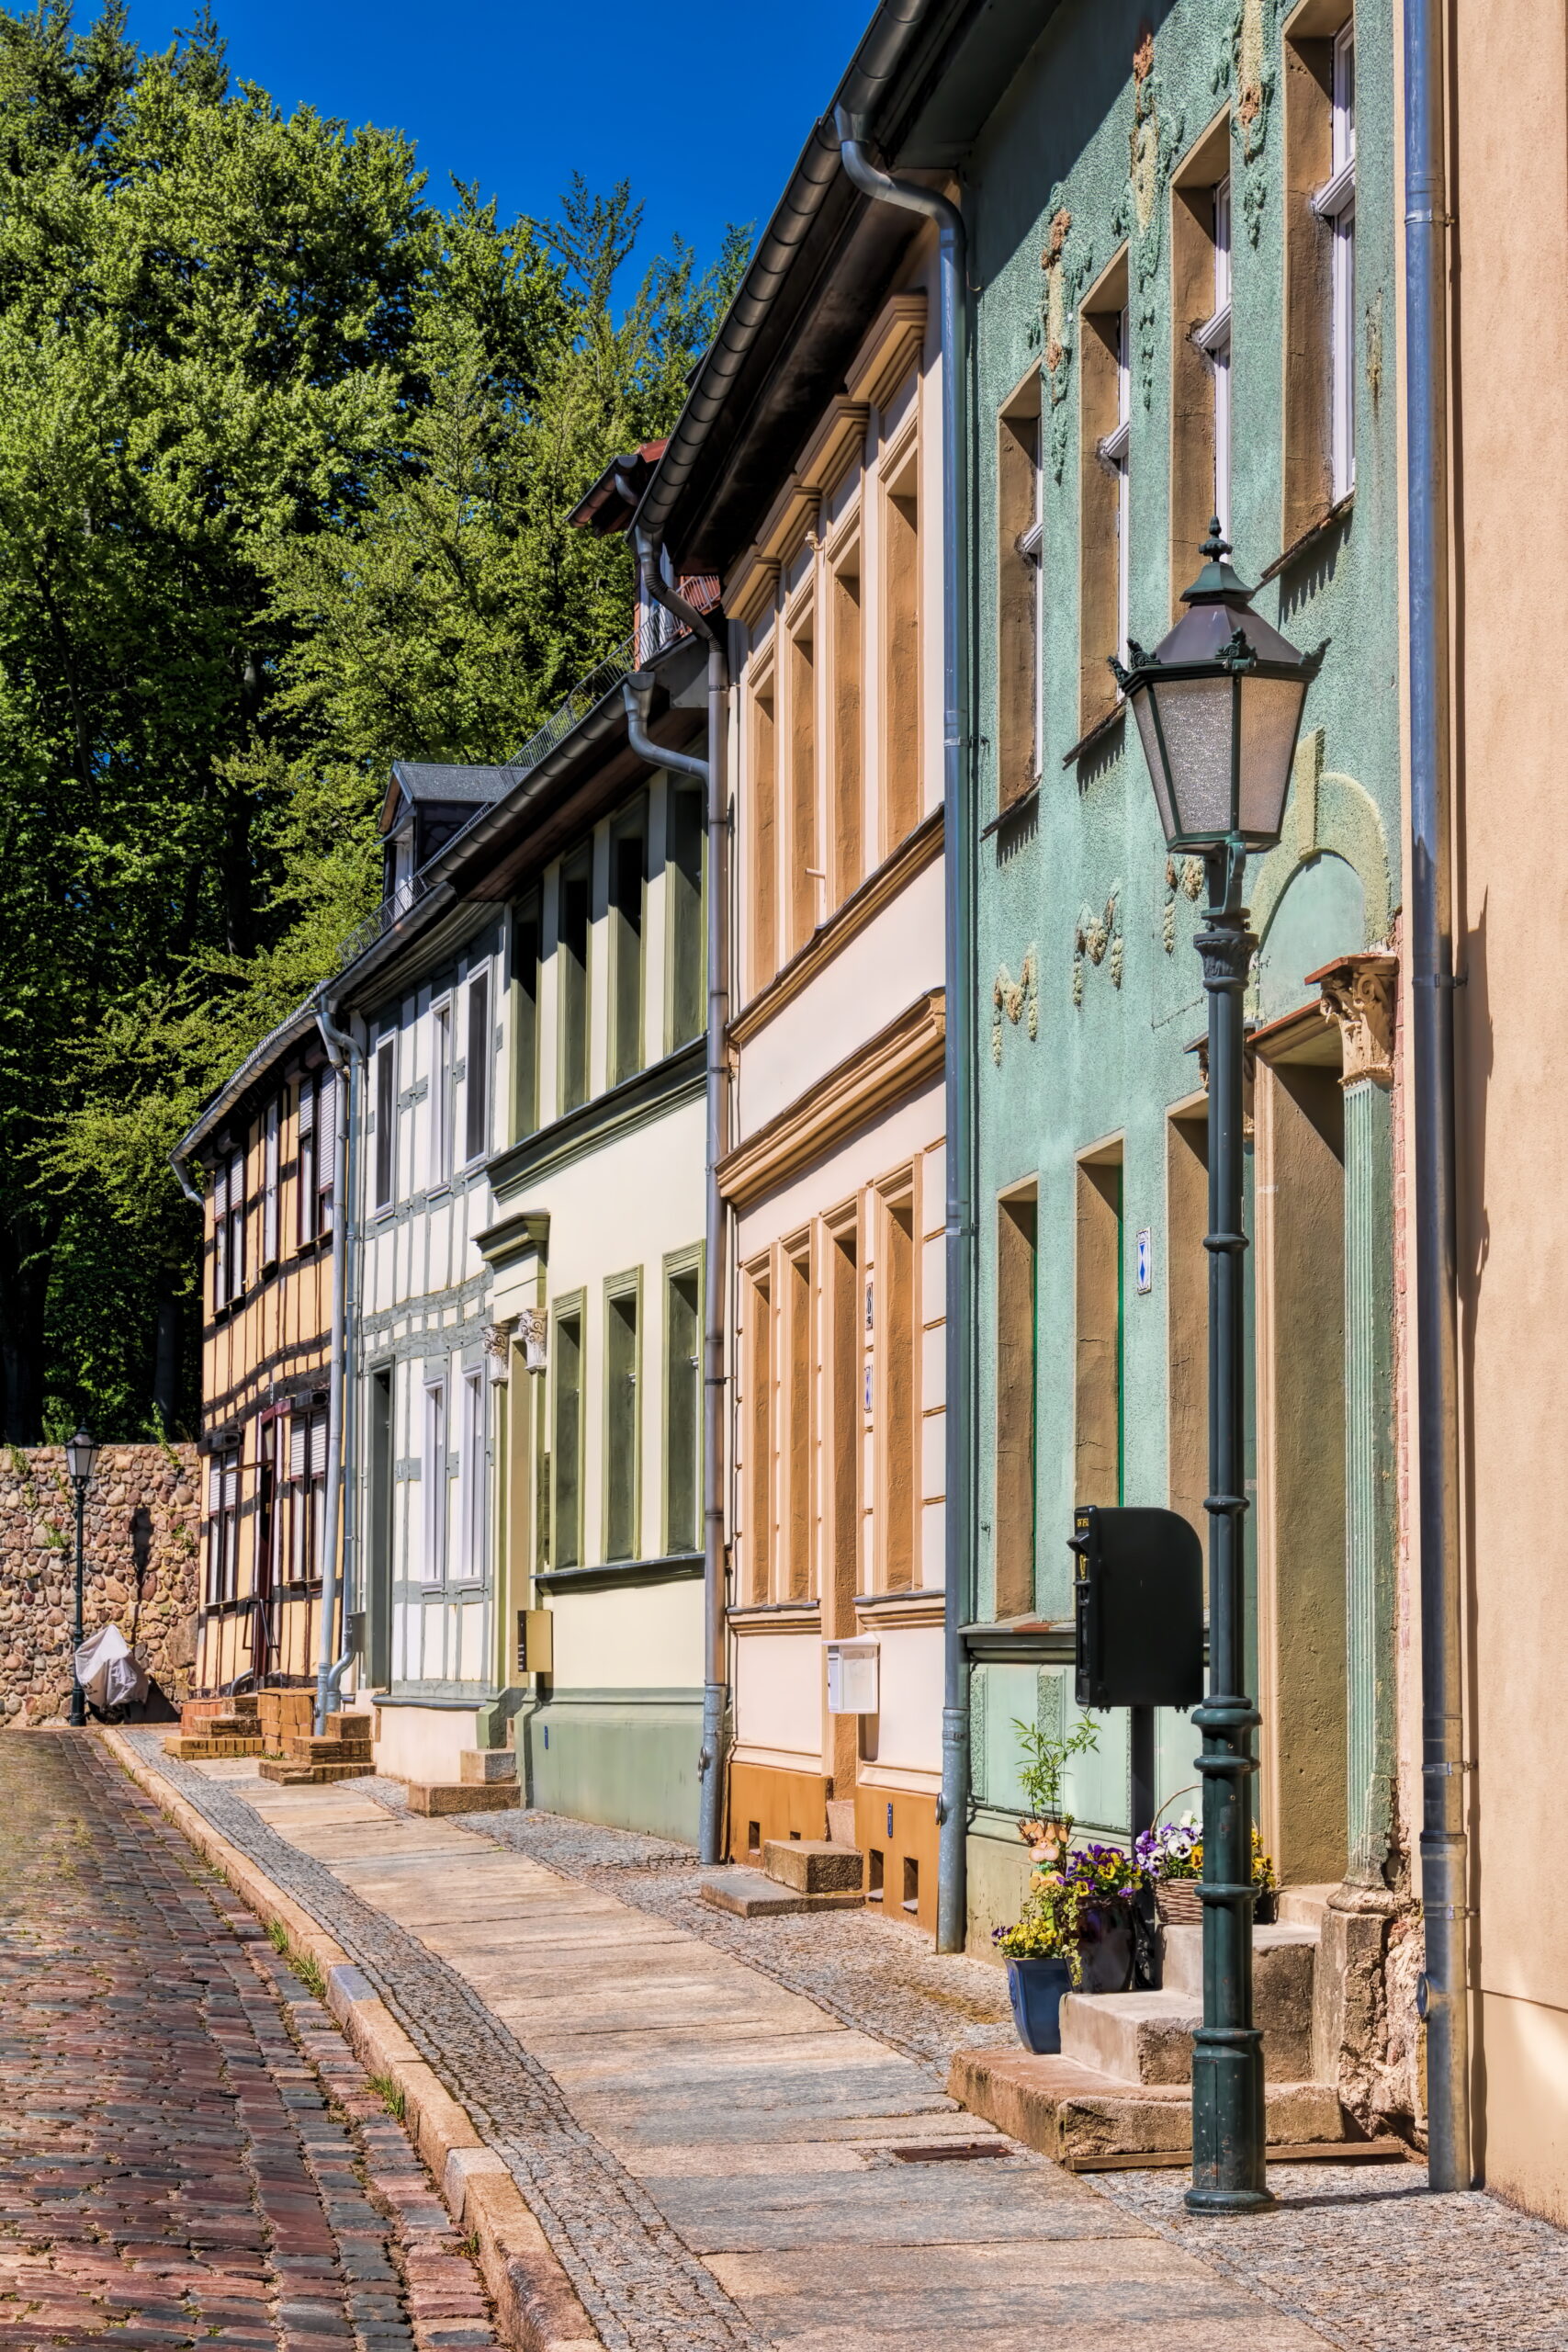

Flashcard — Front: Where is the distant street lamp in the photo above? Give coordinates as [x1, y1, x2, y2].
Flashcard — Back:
[64, 1426, 97, 1729]
[1114, 523, 1310, 2214]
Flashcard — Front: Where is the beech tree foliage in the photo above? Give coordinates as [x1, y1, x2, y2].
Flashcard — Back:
[0, 5, 743, 1441]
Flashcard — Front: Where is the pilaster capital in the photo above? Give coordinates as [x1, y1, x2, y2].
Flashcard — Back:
[1312, 951, 1399, 1088]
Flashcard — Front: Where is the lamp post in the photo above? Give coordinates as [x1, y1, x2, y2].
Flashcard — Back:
[64, 1426, 97, 1728]
[1113, 523, 1309, 2213]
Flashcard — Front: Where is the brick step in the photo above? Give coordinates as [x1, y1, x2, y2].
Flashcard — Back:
[258, 1758, 374, 1786]
[163, 1735, 264, 1760]
[761, 1838, 863, 1895]
[700, 1868, 864, 1919]
[948, 2046, 1371, 2170]
[286, 1735, 372, 1766]
[403, 1780, 521, 1818]
[325, 1713, 372, 1743]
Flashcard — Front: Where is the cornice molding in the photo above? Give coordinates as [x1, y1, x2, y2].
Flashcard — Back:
[845, 288, 927, 411]
[729, 806, 944, 1047]
[718, 989, 945, 1211]
[726, 548, 783, 631]
[795, 395, 871, 501]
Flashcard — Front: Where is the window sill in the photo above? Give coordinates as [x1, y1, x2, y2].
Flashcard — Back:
[1061, 700, 1126, 770]
[1258, 492, 1353, 585]
[980, 782, 1040, 842]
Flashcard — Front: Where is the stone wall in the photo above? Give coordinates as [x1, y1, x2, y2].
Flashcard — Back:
[0, 1443, 200, 1724]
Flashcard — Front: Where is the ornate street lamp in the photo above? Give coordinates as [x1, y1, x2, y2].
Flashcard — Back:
[1113, 523, 1310, 2214]
[64, 1427, 97, 1729]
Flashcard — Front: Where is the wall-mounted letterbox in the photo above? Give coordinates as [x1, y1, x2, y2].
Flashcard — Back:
[516, 1608, 554, 1678]
[826, 1638, 879, 1715]
[1070, 1505, 1204, 1711]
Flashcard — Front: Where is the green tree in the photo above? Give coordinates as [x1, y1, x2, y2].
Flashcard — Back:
[3, 4, 746, 1440]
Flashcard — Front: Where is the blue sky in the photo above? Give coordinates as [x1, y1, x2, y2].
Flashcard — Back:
[122, 2, 864, 288]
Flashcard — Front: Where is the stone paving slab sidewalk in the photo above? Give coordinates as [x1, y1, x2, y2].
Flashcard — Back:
[0, 1732, 502, 2352]
[117, 1736, 1568, 2351]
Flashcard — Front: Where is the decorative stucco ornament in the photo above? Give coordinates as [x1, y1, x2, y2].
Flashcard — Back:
[516, 1307, 548, 1374]
[1316, 952, 1399, 1087]
[1115, 32, 1184, 406]
[481, 1318, 515, 1384]
[1041, 194, 1094, 483]
[1071, 886, 1123, 1004]
[1213, 0, 1277, 245]
[991, 946, 1040, 1064]
[1162, 854, 1206, 953]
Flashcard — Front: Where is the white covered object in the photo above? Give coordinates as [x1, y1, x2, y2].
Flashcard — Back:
[73, 1623, 148, 1713]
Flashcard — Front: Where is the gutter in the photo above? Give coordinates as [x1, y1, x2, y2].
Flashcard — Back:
[1403, 0, 1471, 2188]
[312, 994, 363, 1734]
[623, 593, 732, 1872]
[835, 113, 974, 1955]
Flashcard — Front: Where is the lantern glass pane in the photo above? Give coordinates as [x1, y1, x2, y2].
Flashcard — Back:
[1132, 691, 1179, 843]
[1148, 674, 1236, 840]
[1238, 675, 1309, 843]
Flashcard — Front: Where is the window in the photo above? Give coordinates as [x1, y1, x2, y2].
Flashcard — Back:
[609, 804, 646, 1088]
[297, 1080, 317, 1247]
[281, 1404, 328, 1585]
[882, 447, 921, 850]
[786, 607, 818, 957]
[829, 545, 863, 904]
[459, 1367, 487, 1579]
[464, 967, 491, 1165]
[1167, 1109, 1210, 1549]
[783, 1241, 813, 1600]
[1284, 8, 1354, 540]
[220, 1148, 245, 1303]
[373, 1036, 396, 1211]
[262, 1101, 280, 1267]
[430, 1000, 453, 1187]
[423, 1378, 448, 1582]
[878, 1193, 917, 1593]
[513, 897, 541, 1136]
[316, 1076, 335, 1240]
[666, 786, 705, 1052]
[206, 1443, 240, 1605]
[1316, 23, 1357, 501]
[604, 1279, 639, 1562]
[749, 670, 778, 996]
[997, 375, 1043, 809]
[665, 1263, 701, 1555]
[558, 853, 591, 1114]
[211, 1160, 228, 1310]
[552, 1307, 582, 1569]
[1078, 253, 1131, 737]
[746, 1268, 773, 1602]
[1075, 1151, 1123, 1509]
[1197, 177, 1234, 542]
[994, 1186, 1039, 1621]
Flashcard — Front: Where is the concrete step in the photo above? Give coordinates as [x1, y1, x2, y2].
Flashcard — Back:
[458, 1750, 517, 1786]
[1061, 1973, 1314, 2085]
[1276, 1882, 1337, 1932]
[826, 1799, 855, 1849]
[700, 1868, 864, 1920]
[1160, 1921, 1319, 2000]
[762, 1838, 863, 1895]
[948, 2045, 1365, 2170]
[403, 1780, 521, 1817]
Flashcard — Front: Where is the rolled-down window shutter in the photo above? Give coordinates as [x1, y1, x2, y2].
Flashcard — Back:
[289, 1414, 307, 1481]
[263, 1100, 280, 1263]
[310, 1408, 329, 1481]
[297, 1080, 316, 1244]
[212, 1163, 229, 1305]
[209, 1458, 223, 1512]
[318, 1076, 335, 1235]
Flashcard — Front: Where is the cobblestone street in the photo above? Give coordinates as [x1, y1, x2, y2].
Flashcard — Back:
[0, 1733, 501, 2351]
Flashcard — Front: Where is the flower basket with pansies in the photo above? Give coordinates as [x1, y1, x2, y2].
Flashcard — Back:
[1134, 1810, 1279, 1927]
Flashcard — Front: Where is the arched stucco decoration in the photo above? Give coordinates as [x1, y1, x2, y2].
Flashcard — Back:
[1257, 854, 1364, 1023]
[1246, 727, 1392, 1017]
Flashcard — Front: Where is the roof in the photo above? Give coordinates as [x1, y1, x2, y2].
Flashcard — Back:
[169, 998, 323, 1174]
[637, 0, 1060, 571]
[380, 761, 525, 836]
[567, 440, 671, 537]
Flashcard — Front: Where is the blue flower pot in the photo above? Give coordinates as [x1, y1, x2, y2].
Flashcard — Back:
[1004, 1954, 1073, 2053]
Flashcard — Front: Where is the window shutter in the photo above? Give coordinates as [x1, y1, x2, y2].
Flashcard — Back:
[298, 1082, 313, 1136]
[263, 1101, 280, 1263]
[310, 1410, 329, 1479]
[289, 1415, 307, 1480]
[209, 1458, 223, 1512]
[222, 1454, 239, 1511]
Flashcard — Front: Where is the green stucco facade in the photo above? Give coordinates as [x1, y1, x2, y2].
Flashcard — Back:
[964, 0, 1403, 1928]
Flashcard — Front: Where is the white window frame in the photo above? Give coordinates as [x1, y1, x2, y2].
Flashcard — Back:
[460, 1368, 487, 1581]
[430, 1000, 453, 1190]
[373, 1035, 397, 1212]
[262, 1100, 280, 1268]
[463, 967, 491, 1168]
[225, 1149, 245, 1303]
[1314, 20, 1357, 501]
[207, 1444, 240, 1606]
[1195, 176, 1234, 542]
[1098, 306, 1133, 669]
[422, 1377, 448, 1583]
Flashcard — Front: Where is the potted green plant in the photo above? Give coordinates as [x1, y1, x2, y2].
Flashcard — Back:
[993, 1875, 1081, 2052]
[1012, 1712, 1100, 1868]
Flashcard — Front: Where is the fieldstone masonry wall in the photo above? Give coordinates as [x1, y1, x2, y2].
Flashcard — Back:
[0, 1444, 200, 1724]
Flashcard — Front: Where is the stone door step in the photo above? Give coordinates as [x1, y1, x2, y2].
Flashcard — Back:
[700, 1868, 864, 1919]
[163, 1734, 264, 1759]
[287, 1736, 373, 1766]
[403, 1779, 521, 1817]
[948, 2046, 1359, 2168]
[761, 1838, 863, 1894]
[258, 1758, 374, 1785]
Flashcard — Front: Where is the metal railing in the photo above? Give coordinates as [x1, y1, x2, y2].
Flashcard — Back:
[333, 576, 721, 975]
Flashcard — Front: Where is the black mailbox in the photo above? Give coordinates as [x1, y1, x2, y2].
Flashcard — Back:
[1071, 1505, 1204, 1711]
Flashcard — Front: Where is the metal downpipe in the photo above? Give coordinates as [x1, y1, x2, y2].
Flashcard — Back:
[835, 113, 973, 1952]
[624, 583, 732, 1868]
[1403, 0, 1470, 2189]
[313, 998, 360, 1736]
